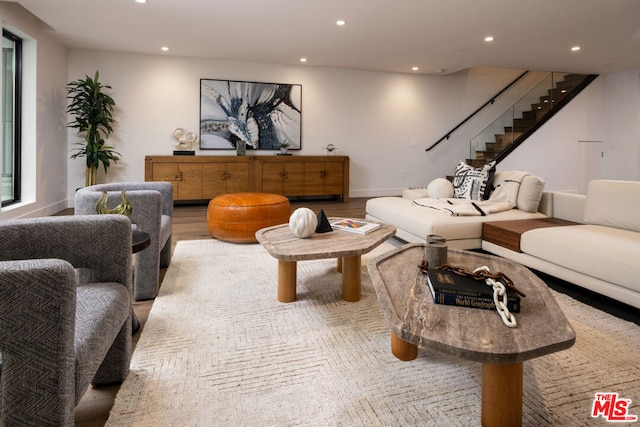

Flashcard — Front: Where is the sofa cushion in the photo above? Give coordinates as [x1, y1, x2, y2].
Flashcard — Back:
[521, 224, 640, 294]
[365, 196, 545, 242]
[516, 175, 546, 213]
[584, 180, 640, 232]
[452, 161, 495, 200]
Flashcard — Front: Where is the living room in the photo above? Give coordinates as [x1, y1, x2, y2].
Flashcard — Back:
[1, 1, 639, 426]
[0, 1, 639, 222]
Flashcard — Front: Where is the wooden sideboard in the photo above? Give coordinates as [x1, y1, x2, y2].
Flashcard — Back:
[145, 155, 350, 202]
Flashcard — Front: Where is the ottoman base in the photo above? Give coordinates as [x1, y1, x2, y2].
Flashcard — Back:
[207, 193, 291, 243]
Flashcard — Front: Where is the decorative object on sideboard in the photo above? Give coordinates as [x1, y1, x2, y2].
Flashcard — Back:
[289, 207, 318, 238]
[277, 140, 292, 156]
[66, 70, 120, 186]
[199, 78, 302, 151]
[172, 127, 197, 155]
[95, 190, 132, 216]
[325, 144, 337, 155]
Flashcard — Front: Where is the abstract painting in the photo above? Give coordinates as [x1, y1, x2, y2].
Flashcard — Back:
[200, 79, 302, 150]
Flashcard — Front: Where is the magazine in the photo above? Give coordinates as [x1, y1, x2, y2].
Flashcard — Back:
[330, 218, 381, 234]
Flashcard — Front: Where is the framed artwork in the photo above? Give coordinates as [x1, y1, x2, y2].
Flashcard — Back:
[200, 79, 302, 151]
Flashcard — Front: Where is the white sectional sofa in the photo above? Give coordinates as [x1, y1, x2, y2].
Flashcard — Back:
[366, 176, 640, 310]
[482, 180, 640, 310]
[366, 171, 549, 249]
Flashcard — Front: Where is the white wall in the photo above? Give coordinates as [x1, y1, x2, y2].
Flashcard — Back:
[0, 3, 68, 221]
[500, 70, 640, 192]
[67, 50, 639, 200]
[1, 3, 638, 221]
[66, 49, 524, 201]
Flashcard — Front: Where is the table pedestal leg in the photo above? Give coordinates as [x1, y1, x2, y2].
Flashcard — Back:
[341, 255, 361, 302]
[481, 362, 523, 427]
[278, 260, 297, 303]
[391, 332, 418, 361]
[336, 257, 342, 273]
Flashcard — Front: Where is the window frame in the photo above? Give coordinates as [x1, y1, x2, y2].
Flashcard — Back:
[2, 29, 22, 207]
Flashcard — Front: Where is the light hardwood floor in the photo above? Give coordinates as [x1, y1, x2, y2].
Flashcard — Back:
[74, 197, 369, 426]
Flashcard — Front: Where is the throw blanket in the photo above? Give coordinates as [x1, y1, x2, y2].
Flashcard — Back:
[412, 198, 513, 216]
[413, 171, 532, 216]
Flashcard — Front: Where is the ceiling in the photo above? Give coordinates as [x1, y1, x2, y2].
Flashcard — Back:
[14, 0, 640, 75]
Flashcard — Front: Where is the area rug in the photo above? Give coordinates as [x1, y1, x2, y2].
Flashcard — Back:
[107, 239, 640, 426]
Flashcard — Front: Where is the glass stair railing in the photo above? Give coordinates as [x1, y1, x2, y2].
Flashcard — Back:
[467, 73, 597, 168]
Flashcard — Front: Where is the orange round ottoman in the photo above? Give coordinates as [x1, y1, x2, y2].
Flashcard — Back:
[207, 193, 291, 243]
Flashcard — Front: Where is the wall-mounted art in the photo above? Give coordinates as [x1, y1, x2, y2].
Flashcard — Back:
[200, 79, 302, 151]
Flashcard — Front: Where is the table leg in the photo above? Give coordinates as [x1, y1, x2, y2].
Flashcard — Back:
[336, 257, 342, 273]
[481, 362, 523, 427]
[341, 255, 361, 302]
[391, 332, 418, 361]
[278, 260, 297, 303]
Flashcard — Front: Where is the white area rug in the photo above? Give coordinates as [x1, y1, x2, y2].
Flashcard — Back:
[107, 240, 640, 426]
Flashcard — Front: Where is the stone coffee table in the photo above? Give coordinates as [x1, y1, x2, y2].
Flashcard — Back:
[256, 218, 396, 303]
[368, 243, 576, 427]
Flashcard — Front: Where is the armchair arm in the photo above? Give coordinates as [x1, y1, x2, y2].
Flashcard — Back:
[0, 259, 77, 425]
[0, 215, 132, 290]
[76, 181, 173, 217]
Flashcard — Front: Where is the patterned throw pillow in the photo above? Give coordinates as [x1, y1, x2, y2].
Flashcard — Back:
[452, 160, 496, 200]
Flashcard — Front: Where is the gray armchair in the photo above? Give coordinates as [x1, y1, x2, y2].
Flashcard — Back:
[0, 215, 132, 426]
[75, 181, 173, 300]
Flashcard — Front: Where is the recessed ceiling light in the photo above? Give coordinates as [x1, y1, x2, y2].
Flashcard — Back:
[300, 58, 307, 63]
[412, 66, 419, 71]
[336, 20, 346, 26]
[161, 46, 169, 52]
[484, 36, 494, 42]
[135, 0, 147, 3]
[571, 46, 581, 52]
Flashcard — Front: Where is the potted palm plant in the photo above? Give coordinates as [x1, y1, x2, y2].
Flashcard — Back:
[67, 70, 120, 186]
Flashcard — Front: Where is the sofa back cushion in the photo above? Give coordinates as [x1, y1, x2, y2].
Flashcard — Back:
[516, 175, 546, 212]
[584, 180, 640, 232]
[491, 171, 545, 212]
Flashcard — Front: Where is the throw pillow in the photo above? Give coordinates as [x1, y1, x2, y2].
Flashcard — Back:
[426, 178, 454, 198]
[452, 160, 496, 200]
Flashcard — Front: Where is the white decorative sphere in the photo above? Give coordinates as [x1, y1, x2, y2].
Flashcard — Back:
[289, 207, 318, 238]
[427, 178, 454, 198]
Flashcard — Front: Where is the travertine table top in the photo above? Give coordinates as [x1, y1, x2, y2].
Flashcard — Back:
[256, 218, 396, 261]
[367, 244, 576, 364]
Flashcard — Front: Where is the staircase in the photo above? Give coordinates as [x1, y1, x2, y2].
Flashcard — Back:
[467, 74, 597, 168]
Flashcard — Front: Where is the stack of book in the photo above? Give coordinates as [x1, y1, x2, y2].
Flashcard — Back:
[426, 268, 521, 312]
[330, 219, 381, 234]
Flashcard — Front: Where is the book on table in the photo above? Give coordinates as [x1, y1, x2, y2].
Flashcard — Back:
[426, 268, 521, 313]
[330, 219, 381, 234]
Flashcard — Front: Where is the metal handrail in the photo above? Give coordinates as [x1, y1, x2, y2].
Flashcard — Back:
[425, 71, 529, 152]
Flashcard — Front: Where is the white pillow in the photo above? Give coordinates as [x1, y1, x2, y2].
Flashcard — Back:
[452, 160, 496, 200]
[516, 175, 545, 212]
[427, 178, 454, 198]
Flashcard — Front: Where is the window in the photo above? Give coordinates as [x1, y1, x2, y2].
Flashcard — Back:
[2, 29, 22, 207]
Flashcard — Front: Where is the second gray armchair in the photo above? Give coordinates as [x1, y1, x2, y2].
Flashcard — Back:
[75, 181, 173, 300]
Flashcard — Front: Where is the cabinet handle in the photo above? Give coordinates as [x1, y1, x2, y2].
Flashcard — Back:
[280, 171, 288, 179]
[320, 169, 327, 179]
[222, 172, 231, 180]
[175, 171, 183, 181]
